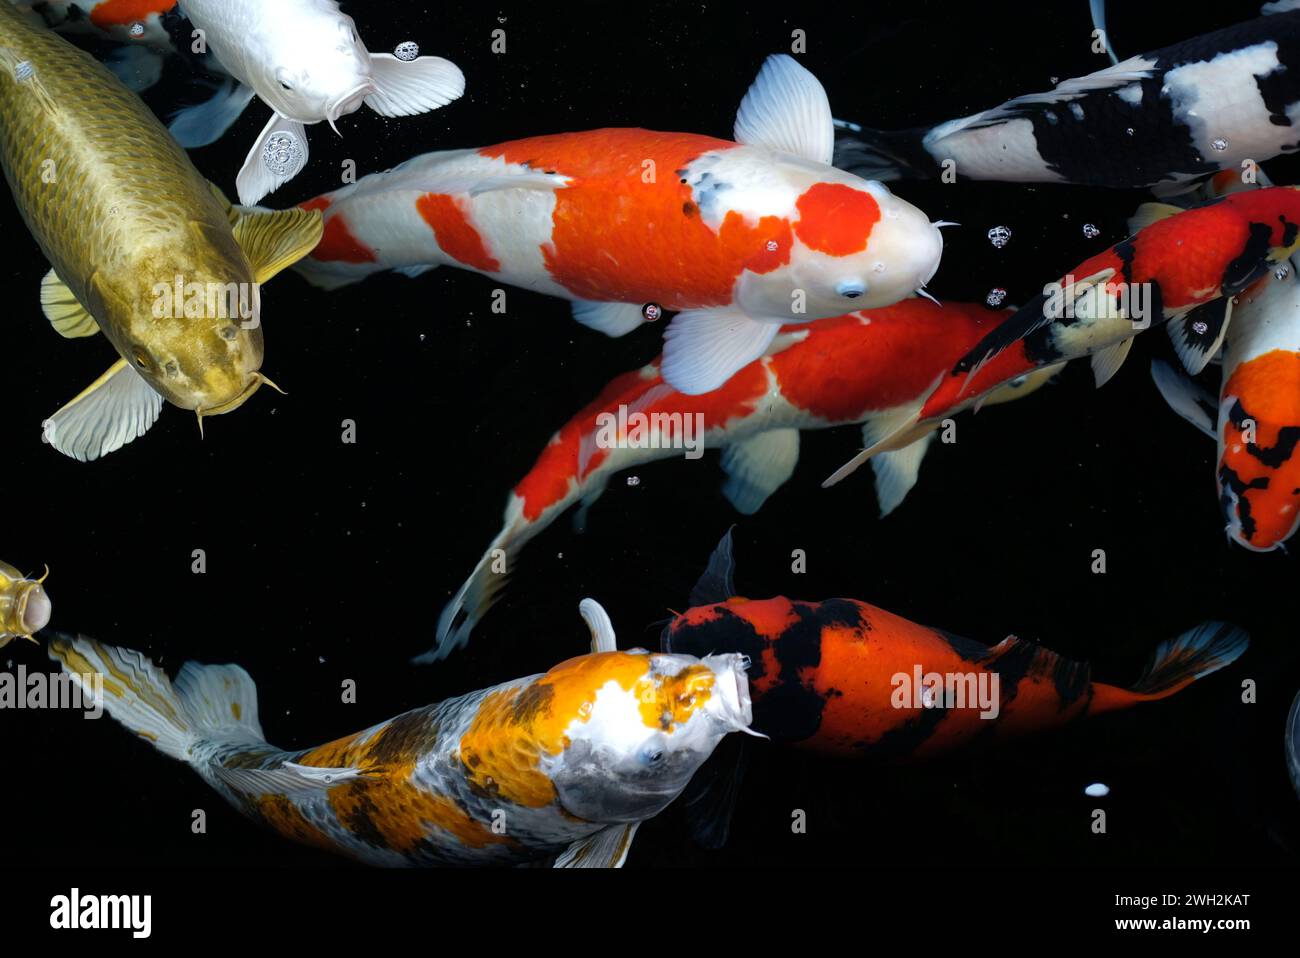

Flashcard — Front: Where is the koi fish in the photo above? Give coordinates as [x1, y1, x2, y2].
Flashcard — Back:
[293, 55, 946, 395]
[421, 298, 1059, 663]
[0, 561, 49, 649]
[173, 0, 464, 204]
[825, 185, 1300, 486]
[47, 598, 753, 867]
[0, 3, 323, 460]
[1152, 267, 1300, 552]
[836, 4, 1300, 193]
[661, 532, 1248, 845]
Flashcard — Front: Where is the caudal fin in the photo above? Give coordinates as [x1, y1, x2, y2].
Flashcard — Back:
[414, 497, 532, 664]
[48, 634, 266, 763]
[1128, 622, 1249, 698]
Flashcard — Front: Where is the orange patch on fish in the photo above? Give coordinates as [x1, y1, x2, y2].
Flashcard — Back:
[89, 0, 175, 28]
[793, 183, 880, 256]
[416, 193, 501, 272]
[458, 652, 712, 808]
[481, 129, 789, 307]
[256, 793, 335, 852]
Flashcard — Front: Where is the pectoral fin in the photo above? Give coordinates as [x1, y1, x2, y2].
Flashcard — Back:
[41, 270, 98, 338]
[45, 359, 163, 462]
[870, 430, 936, 517]
[232, 207, 325, 283]
[554, 822, 640, 868]
[169, 77, 256, 148]
[579, 598, 618, 654]
[660, 309, 779, 395]
[365, 53, 465, 117]
[1167, 297, 1232, 375]
[236, 113, 309, 205]
[571, 301, 646, 337]
[1150, 359, 1217, 439]
[720, 428, 800, 514]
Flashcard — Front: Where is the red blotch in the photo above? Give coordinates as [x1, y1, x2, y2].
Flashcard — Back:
[481, 129, 786, 307]
[415, 193, 501, 273]
[771, 300, 1014, 422]
[793, 183, 879, 256]
[90, 0, 176, 28]
[303, 202, 376, 264]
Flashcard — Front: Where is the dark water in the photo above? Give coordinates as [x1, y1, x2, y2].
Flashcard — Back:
[5, 0, 1298, 887]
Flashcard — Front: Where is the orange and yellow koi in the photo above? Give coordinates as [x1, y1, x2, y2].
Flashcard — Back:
[0, 560, 49, 649]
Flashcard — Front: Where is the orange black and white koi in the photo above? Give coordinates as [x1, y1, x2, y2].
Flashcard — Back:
[825, 185, 1300, 486]
[47, 599, 753, 867]
[1153, 267, 1300, 552]
[422, 299, 1060, 663]
[0, 560, 50, 649]
[661, 533, 1248, 844]
[836, 4, 1300, 193]
[292, 55, 946, 395]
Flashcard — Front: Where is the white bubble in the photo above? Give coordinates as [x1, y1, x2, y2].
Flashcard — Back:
[1082, 223, 1100, 239]
[1192, 320, 1209, 335]
[1084, 782, 1110, 797]
[1211, 137, 1228, 152]
[987, 225, 1012, 249]
[394, 41, 420, 61]
[986, 287, 1008, 307]
[1276, 264, 1290, 280]
[263, 130, 306, 177]
[627, 476, 641, 487]
[14, 60, 33, 82]
[129, 21, 145, 38]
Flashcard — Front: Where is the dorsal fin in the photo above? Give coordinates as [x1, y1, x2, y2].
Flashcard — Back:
[689, 528, 738, 607]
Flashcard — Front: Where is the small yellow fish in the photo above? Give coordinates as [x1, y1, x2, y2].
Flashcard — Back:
[0, 560, 50, 649]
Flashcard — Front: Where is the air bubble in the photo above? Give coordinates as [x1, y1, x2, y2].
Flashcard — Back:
[986, 287, 1008, 307]
[627, 476, 641, 487]
[1084, 783, 1110, 798]
[128, 22, 145, 39]
[14, 60, 33, 82]
[641, 303, 662, 322]
[1276, 264, 1291, 280]
[765, 240, 778, 252]
[394, 40, 420, 61]
[1211, 137, 1228, 151]
[987, 225, 1012, 249]
[1082, 223, 1100, 239]
[1192, 320, 1209, 335]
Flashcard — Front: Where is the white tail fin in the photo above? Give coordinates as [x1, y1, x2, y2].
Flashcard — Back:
[48, 634, 266, 762]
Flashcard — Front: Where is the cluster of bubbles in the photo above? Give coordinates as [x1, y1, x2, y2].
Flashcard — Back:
[986, 287, 1008, 307]
[263, 131, 306, 177]
[394, 41, 421, 61]
[987, 225, 1012, 249]
[1082, 223, 1100, 239]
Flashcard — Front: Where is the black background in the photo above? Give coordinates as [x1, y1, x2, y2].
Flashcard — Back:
[3, 0, 1297, 891]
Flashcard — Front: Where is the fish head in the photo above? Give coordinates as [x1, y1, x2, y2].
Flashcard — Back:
[0, 564, 50, 640]
[258, 14, 375, 125]
[738, 173, 943, 320]
[545, 650, 753, 823]
[111, 250, 268, 417]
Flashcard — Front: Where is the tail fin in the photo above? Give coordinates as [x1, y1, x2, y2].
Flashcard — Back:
[48, 634, 265, 762]
[414, 497, 532, 664]
[1128, 622, 1249, 698]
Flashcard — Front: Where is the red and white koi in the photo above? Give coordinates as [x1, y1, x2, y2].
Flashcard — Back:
[47, 600, 753, 867]
[421, 299, 1060, 663]
[294, 55, 946, 395]
[825, 185, 1300, 486]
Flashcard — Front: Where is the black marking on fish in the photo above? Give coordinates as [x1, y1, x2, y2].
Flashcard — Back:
[1220, 461, 1268, 541]
[1224, 222, 1277, 293]
[1232, 397, 1300, 468]
[859, 703, 949, 760]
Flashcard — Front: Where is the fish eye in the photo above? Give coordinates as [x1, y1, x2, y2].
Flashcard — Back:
[280, 81, 293, 91]
[836, 280, 867, 299]
[133, 351, 150, 369]
[640, 746, 666, 767]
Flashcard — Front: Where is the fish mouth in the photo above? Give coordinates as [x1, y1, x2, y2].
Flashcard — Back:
[195, 372, 285, 429]
[326, 81, 377, 134]
[703, 653, 754, 731]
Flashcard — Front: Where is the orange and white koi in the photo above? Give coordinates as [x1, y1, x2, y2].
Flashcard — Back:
[421, 299, 1060, 663]
[48, 599, 753, 867]
[825, 185, 1300, 486]
[0, 560, 50, 649]
[293, 55, 946, 396]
